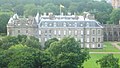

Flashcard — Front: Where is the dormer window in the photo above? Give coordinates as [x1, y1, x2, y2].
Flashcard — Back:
[69, 24, 71, 26]
[18, 24, 20, 26]
[81, 24, 83, 26]
[75, 23, 77, 27]
[64, 22, 66, 27]
[86, 22, 89, 27]
[45, 22, 47, 27]
[26, 23, 28, 26]
[49, 23, 52, 27]
[54, 22, 56, 27]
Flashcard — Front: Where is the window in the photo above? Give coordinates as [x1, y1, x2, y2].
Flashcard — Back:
[81, 30, 83, 35]
[75, 30, 77, 35]
[18, 30, 20, 33]
[98, 44, 101, 48]
[98, 30, 101, 35]
[87, 38, 89, 42]
[54, 30, 57, 35]
[87, 30, 90, 35]
[81, 38, 83, 42]
[58, 38, 61, 40]
[81, 24, 83, 26]
[45, 22, 47, 27]
[98, 38, 100, 42]
[26, 30, 28, 33]
[18, 24, 20, 26]
[81, 44, 83, 48]
[45, 30, 47, 33]
[69, 30, 72, 35]
[45, 38, 47, 41]
[64, 22, 66, 27]
[93, 30, 95, 35]
[54, 22, 56, 27]
[39, 30, 41, 34]
[49, 23, 52, 26]
[92, 44, 95, 48]
[93, 38, 95, 42]
[64, 30, 66, 35]
[86, 44, 89, 48]
[86, 22, 89, 27]
[75, 23, 77, 27]
[49, 30, 51, 33]
[75, 38, 77, 41]
[58, 30, 61, 35]
[39, 38, 41, 42]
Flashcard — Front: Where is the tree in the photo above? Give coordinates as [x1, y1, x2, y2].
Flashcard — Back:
[96, 54, 119, 68]
[13, 4, 24, 16]
[0, 44, 53, 68]
[44, 38, 58, 49]
[0, 14, 10, 34]
[110, 9, 120, 24]
[0, 35, 41, 50]
[47, 37, 90, 68]
[24, 36, 41, 49]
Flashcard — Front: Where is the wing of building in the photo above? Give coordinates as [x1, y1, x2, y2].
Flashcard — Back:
[7, 13, 103, 48]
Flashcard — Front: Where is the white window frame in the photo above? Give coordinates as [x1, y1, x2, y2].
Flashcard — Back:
[87, 30, 90, 35]
[81, 38, 83, 42]
[87, 38, 89, 42]
[69, 30, 72, 35]
[75, 30, 77, 35]
[54, 30, 57, 35]
[86, 44, 90, 48]
[64, 30, 66, 35]
[58, 30, 61, 35]
[81, 30, 83, 35]
[39, 30, 41, 34]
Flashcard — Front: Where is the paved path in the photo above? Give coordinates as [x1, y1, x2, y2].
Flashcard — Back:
[90, 52, 120, 54]
[111, 42, 120, 50]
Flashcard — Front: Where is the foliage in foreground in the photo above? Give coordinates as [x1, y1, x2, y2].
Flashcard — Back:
[96, 54, 119, 68]
[0, 36, 89, 68]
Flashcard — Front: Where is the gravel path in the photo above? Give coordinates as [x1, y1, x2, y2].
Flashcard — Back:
[90, 52, 120, 54]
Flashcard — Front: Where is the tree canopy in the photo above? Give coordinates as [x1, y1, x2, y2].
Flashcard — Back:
[96, 54, 119, 68]
[0, 36, 90, 68]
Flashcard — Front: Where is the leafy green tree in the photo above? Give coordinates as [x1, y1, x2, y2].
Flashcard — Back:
[96, 54, 119, 68]
[0, 36, 18, 49]
[43, 3, 59, 14]
[0, 14, 10, 34]
[0, 44, 53, 68]
[24, 36, 41, 49]
[68, 2, 79, 13]
[47, 37, 90, 68]
[13, 4, 24, 16]
[24, 4, 36, 17]
[44, 38, 58, 49]
[110, 9, 120, 24]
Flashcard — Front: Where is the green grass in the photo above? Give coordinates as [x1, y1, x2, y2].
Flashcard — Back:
[89, 42, 120, 52]
[117, 43, 120, 46]
[83, 54, 120, 68]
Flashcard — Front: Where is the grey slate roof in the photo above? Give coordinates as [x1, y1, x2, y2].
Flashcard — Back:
[39, 20, 103, 28]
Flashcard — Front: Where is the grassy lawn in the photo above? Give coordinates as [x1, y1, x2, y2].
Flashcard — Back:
[83, 54, 120, 68]
[88, 42, 120, 52]
[117, 43, 120, 46]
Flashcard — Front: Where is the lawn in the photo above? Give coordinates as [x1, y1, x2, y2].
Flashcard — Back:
[117, 43, 120, 46]
[83, 54, 120, 68]
[88, 42, 120, 52]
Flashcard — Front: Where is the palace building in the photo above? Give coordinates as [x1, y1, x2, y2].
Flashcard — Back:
[7, 13, 103, 48]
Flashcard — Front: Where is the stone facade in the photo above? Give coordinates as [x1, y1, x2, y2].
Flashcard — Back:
[7, 13, 103, 48]
[103, 24, 120, 41]
[112, 0, 120, 8]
